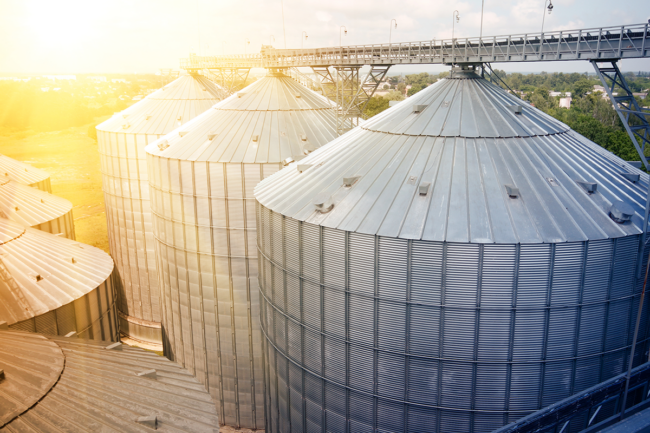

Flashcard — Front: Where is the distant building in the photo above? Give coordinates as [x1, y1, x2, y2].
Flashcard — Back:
[111, 78, 127, 83]
[594, 84, 605, 92]
[90, 76, 107, 82]
[549, 91, 571, 97]
[559, 96, 572, 108]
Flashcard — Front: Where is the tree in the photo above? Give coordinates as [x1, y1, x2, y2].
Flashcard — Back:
[407, 84, 425, 97]
[573, 79, 593, 98]
[397, 82, 406, 94]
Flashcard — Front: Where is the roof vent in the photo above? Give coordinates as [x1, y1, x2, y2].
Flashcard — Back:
[14, 207, 19, 211]
[314, 192, 334, 213]
[297, 164, 312, 173]
[609, 200, 635, 224]
[105, 342, 123, 351]
[507, 105, 523, 114]
[177, 116, 182, 121]
[237, 92, 245, 98]
[412, 105, 428, 113]
[576, 180, 597, 194]
[301, 134, 308, 141]
[252, 135, 259, 142]
[419, 182, 431, 195]
[146, 115, 152, 120]
[122, 123, 130, 129]
[71, 257, 77, 264]
[179, 131, 188, 137]
[136, 416, 158, 430]
[0, 369, 4, 381]
[0, 321, 7, 330]
[157, 141, 169, 151]
[208, 133, 217, 140]
[34, 274, 43, 282]
[295, 94, 302, 98]
[505, 184, 520, 198]
[302, 142, 317, 155]
[343, 176, 361, 187]
[64, 331, 76, 337]
[621, 172, 640, 183]
[627, 161, 643, 169]
[40, 199, 44, 203]
[122, 114, 128, 119]
[136, 369, 157, 379]
[282, 157, 295, 166]
[201, 87, 207, 91]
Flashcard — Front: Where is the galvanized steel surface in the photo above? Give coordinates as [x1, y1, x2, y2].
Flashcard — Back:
[145, 72, 337, 429]
[0, 330, 220, 432]
[0, 154, 51, 193]
[254, 74, 650, 432]
[96, 74, 222, 347]
[0, 175, 75, 239]
[0, 332, 64, 428]
[255, 75, 648, 244]
[0, 218, 117, 341]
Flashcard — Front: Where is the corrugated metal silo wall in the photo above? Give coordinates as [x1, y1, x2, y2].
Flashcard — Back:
[8, 272, 119, 341]
[148, 155, 280, 429]
[98, 129, 162, 343]
[257, 203, 650, 433]
[32, 210, 76, 240]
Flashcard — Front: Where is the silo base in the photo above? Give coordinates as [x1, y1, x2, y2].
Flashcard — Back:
[118, 310, 163, 351]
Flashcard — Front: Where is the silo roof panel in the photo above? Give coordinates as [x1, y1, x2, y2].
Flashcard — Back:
[0, 176, 72, 229]
[145, 74, 337, 163]
[0, 155, 50, 189]
[97, 74, 222, 135]
[0, 218, 114, 326]
[0, 332, 64, 428]
[255, 76, 645, 244]
[0, 331, 219, 432]
[363, 76, 569, 138]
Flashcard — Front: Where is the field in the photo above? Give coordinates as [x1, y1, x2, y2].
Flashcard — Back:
[0, 119, 110, 252]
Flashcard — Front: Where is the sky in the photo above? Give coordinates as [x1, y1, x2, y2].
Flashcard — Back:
[0, 0, 649, 75]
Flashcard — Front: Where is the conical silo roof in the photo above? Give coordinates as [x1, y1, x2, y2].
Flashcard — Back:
[0, 331, 220, 432]
[0, 218, 113, 327]
[0, 175, 75, 239]
[146, 70, 337, 162]
[255, 70, 648, 244]
[0, 154, 51, 192]
[97, 73, 224, 135]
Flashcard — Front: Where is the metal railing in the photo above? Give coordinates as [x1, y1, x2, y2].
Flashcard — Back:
[493, 361, 650, 433]
[181, 23, 650, 70]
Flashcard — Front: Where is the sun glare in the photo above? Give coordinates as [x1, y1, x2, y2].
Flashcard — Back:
[24, 1, 100, 49]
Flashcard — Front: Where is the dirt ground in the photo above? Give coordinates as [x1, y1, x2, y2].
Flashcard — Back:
[0, 120, 110, 252]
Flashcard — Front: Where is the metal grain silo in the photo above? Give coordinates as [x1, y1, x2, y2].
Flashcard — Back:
[0, 330, 220, 432]
[0, 217, 118, 340]
[97, 73, 222, 349]
[0, 154, 51, 192]
[254, 66, 650, 433]
[0, 175, 75, 239]
[146, 70, 337, 429]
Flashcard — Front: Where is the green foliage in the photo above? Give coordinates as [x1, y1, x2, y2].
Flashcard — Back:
[407, 84, 425, 97]
[572, 79, 593, 98]
[364, 91, 405, 118]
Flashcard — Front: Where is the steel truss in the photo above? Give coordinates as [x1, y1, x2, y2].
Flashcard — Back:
[205, 68, 251, 97]
[592, 60, 650, 276]
[312, 65, 391, 135]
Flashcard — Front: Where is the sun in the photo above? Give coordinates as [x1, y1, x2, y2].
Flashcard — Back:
[24, 0, 100, 49]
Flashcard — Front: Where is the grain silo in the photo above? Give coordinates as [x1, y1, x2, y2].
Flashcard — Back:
[97, 73, 222, 349]
[0, 175, 75, 239]
[0, 330, 220, 432]
[146, 69, 337, 429]
[0, 217, 118, 340]
[254, 66, 650, 433]
[0, 154, 51, 192]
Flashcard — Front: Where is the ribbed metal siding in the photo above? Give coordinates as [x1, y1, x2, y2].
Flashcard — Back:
[258, 203, 650, 433]
[8, 275, 119, 341]
[32, 210, 75, 239]
[98, 129, 161, 343]
[148, 155, 279, 428]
